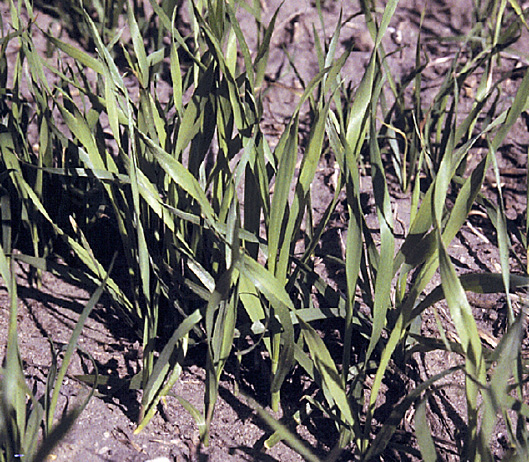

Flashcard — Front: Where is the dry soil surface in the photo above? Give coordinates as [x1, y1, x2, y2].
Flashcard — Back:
[1, 0, 529, 461]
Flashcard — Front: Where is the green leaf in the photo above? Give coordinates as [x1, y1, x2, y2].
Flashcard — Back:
[136, 309, 202, 432]
[240, 255, 295, 398]
[47, 259, 112, 432]
[415, 400, 440, 462]
[41, 32, 105, 74]
[127, 2, 149, 87]
[139, 130, 217, 224]
[300, 319, 355, 430]
[267, 118, 299, 279]
[246, 394, 321, 462]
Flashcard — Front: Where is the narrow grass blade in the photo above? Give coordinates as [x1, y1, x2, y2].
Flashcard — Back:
[365, 366, 459, 460]
[267, 117, 298, 279]
[140, 131, 217, 224]
[136, 309, 202, 432]
[0, 244, 26, 459]
[127, 1, 149, 88]
[245, 395, 321, 462]
[35, 352, 100, 462]
[47, 257, 114, 433]
[299, 320, 356, 433]
[41, 32, 105, 75]
[481, 310, 525, 454]
[365, 89, 395, 362]
[415, 399, 440, 462]
[240, 255, 295, 407]
[437, 234, 484, 459]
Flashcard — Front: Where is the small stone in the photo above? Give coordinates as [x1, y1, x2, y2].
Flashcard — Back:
[97, 446, 109, 455]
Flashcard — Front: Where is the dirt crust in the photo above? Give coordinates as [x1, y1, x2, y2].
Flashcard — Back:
[1, 0, 529, 461]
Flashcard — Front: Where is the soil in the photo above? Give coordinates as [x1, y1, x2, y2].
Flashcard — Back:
[1, 0, 529, 461]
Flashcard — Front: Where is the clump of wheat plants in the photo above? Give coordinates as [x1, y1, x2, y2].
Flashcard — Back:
[2, 0, 529, 459]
